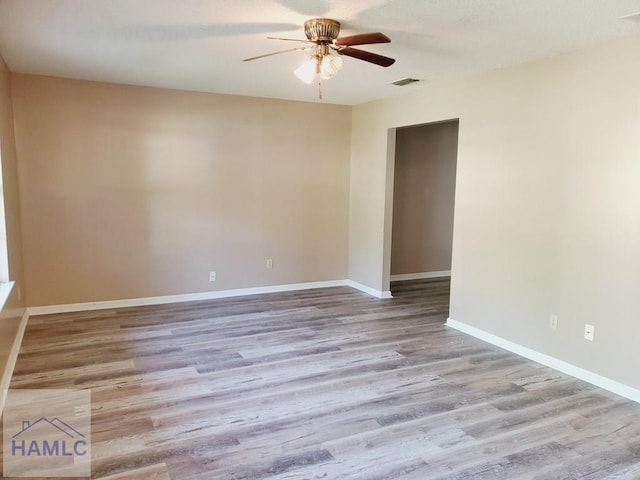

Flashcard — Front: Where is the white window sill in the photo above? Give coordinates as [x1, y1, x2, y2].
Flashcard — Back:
[0, 282, 15, 313]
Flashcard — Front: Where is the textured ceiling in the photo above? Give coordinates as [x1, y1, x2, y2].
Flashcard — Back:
[0, 0, 639, 105]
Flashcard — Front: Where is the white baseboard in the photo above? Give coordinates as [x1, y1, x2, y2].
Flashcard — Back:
[391, 270, 451, 282]
[1, 309, 29, 419]
[27, 278, 396, 316]
[446, 318, 640, 404]
[346, 280, 392, 299]
[27, 280, 357, 316]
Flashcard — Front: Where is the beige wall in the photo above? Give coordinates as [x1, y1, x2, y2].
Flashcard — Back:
[12, 75, 351, 306]
[350, 33, 640, 390]
[391, 121, 458, 276]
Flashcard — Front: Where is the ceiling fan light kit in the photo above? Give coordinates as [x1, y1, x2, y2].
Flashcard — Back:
[244, 18, 395, 99]
[294, 51, 343, 84]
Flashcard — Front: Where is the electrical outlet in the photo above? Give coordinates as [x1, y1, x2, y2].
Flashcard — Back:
[209, 271, 216, 282]
[266, 259, 273, 269]
[549, 314, 558, 329]
[584, 324, 594, 341]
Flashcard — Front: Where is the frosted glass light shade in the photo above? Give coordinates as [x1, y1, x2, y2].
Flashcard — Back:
[294, 58, 318, 84]
[319, 54, 343, 79]
[294, 54, 344, 84]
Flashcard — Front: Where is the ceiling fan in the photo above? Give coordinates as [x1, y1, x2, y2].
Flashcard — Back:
[243, 18, 395, 98]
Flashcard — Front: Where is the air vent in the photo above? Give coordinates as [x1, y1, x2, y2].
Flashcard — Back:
[392, 78, 420, 87]
[620, 11, 640, 22]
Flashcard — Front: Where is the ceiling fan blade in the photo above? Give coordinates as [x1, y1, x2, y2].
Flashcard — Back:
[267, 36, 314, 44]
[335, 32, 391, 46]
[338, 47, 395, 67]
[243, 47, 309, 62]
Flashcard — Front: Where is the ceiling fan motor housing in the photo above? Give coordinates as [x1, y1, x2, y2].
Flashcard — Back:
[304, 18, 341, 43]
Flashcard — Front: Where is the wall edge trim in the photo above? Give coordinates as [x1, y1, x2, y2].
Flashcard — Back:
[346, 280, 392, 299]
[446, 317, 640, 404]
[27, 280, 353, 316]
[0, 308, 29, 418]
[390, 270, 451, 282]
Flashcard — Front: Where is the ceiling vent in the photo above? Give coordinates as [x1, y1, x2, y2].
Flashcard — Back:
[392, 78, 420, 86]
[620, 11, 640, 22]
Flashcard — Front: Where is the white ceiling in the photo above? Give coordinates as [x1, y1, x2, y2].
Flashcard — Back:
[0, 0, 639, 105]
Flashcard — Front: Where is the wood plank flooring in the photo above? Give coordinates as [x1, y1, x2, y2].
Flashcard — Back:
[5, 279, 640, 479]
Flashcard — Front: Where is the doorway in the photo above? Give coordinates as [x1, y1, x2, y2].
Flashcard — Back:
[390, 119, 459, 293]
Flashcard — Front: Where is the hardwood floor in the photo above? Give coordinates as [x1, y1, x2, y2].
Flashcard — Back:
[5, 279, 640, 479]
